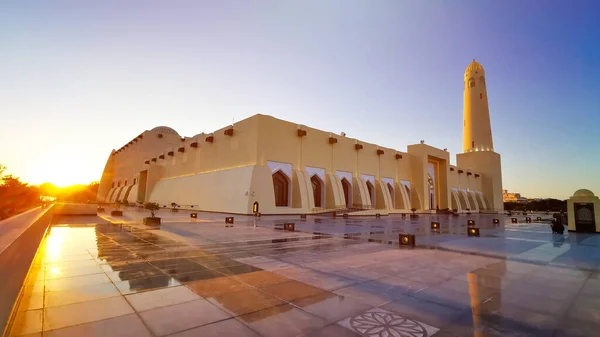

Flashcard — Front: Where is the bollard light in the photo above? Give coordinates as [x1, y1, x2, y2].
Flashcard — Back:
[399, 234, 416, 248]
[468, 227, 480, 237]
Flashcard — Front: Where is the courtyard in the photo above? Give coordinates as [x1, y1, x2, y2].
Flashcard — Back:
[6, 209, 600, 337]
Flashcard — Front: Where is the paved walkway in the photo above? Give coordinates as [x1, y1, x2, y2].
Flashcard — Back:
[7, 210, 600, 336]
[0, 207, 46, 255]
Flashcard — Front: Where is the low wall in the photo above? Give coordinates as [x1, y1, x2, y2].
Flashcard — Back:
[53, 203, 98, 215]
[0, 205, 55, 336]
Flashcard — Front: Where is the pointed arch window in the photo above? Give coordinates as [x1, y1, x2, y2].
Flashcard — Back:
[310, 175, 324, 208]
[272, 170, 289, 207]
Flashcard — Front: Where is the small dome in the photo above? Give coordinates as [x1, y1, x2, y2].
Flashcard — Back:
[465, 59, 484, 74]
[151, 126, 179, 136]
[573, 189, 595, 197]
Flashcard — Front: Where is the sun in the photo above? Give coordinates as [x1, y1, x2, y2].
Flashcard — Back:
[25, 157, 98, 187]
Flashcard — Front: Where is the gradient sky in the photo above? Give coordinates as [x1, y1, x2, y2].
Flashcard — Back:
[1, 1, 599, 198]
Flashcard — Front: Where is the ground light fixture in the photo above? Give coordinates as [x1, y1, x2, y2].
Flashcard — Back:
[399, 234, 415, 247]
[468, 227, 480, 237]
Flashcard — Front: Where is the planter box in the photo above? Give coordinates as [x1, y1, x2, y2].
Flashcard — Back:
[410, 214, 419, 219]
[111, 210, 123, 216]
[143, 217, 161, 226]
[171, 209, 179, 212]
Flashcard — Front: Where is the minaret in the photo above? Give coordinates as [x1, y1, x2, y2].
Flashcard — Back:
[457, 59, 504, 212]
[462, 59, 493, 153]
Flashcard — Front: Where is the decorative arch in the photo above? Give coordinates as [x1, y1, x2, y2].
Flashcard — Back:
[403, 184, 412, 206]
[341, 178, 352, 208]
[475, 193, 484, 210]
[387, 183, 395, 208]
[467, 192, 478, 211]
[458, 191, 469, 210]
[310, 174, 324, 208]
[366, 181, 375, 207]
[451, 192, 459, 211]
[272, 170, 290, 207]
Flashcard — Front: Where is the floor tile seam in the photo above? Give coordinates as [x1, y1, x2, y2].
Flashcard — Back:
[159, 316, 253, 337]
[42, 289, 122, 309]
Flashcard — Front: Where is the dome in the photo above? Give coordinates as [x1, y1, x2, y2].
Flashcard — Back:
[151, 126, 179, 136]
[573, 189, 595, 197]
[465, 59, 484, 74]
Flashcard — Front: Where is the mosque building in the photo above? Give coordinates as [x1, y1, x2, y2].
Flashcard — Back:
[97, 60, 503, 215]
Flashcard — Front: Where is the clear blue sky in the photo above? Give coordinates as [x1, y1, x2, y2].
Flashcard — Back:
[1, 1, 598, 198]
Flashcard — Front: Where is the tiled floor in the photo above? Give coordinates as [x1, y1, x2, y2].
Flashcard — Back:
[6, 211, 600, 336]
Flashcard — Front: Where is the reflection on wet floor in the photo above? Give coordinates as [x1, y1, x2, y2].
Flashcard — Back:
[7, 213, 600, 337]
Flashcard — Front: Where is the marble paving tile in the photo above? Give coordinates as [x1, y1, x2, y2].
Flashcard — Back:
[113, 275, 181, 295]
[9, 310, 43, 336]
[208, 288, 284, 316]
[237, 304, 327, 337]
[45, 273, 112, 292]
[233, 270, 290, 287]
[306, 324, 361, 337]
[168, 318, 260, 337]
[381, 294, 464, 328]
[186, 276, 253, 299]
[292, 292, 371, 324]
[139, 299, 231, 336]
[338, 307, 439, 337]
[259, 280, 328, 302]
[287, 270, 357, 290]
[567, 296, 600, 325]
[44, 266, 105, 280]
[43, 313, 153, 337]
[171, 269, 226, 283]
[554, 318, 600, 337]
[44, 282, 120, 307]
[125, 285, 201, 312]
[43, 296, 134, 331]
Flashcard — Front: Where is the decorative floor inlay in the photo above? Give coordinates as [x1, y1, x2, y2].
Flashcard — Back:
[338, 308, 439, 337]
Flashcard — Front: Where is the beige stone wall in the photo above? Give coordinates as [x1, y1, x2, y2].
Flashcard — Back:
[457, 151, 503, 212]
[97, 114, 502, 214]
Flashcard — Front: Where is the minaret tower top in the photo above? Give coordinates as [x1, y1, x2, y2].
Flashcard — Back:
[462, 59, 494, 153]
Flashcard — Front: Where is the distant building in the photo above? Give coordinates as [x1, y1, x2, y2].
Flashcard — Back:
[503, 190, 527, 203]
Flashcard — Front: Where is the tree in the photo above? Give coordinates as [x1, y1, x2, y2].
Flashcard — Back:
[0, 164, 41, 220]
[145, 202, 160, 218]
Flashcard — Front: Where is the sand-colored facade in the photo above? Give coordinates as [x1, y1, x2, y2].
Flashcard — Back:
[97, 61, 504, 215]
[97, 113, 500, 215]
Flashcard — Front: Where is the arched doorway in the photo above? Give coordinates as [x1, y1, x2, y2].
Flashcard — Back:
[310, 175, 324, 208]
[272, 170, 289, 207]
[341, 178, 351, 208]
[387, 183, 395, 208]
[366, 181, 375, 207]
[428, 174, 435, 210]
